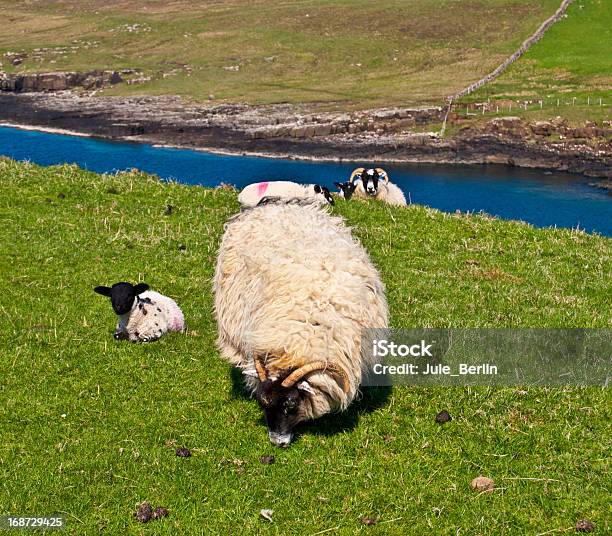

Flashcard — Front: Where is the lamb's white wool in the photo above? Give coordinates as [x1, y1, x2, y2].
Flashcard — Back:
[238, 181, 333, 208]
[213, 200, 388, 427]
[95, 282, 186, 342]
[116, 291, 185, 342]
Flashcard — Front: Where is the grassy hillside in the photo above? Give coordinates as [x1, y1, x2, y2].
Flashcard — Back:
[459, 0, 612, 126]
[470, 0, 612, 102]
[0, 0, 562, 107]
[0, 159, 610, 534]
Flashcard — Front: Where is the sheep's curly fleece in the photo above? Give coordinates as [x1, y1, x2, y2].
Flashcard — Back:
[213, 200, 388, 419]
[116, 291, 185, 342]
[238, 181, 328, 208]
[354, 181, 407, 206]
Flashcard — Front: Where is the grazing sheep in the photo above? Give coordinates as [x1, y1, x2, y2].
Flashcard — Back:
[94, 282, 185, 342]
[349, 167, 407, 206]
[213, 200, 388, 446]
[238, 181, 334, 208]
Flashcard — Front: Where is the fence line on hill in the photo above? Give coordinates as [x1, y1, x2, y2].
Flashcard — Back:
[448, 0, 575, 102]
[458, 96, 608, 118]
[440, 95, 608, 136]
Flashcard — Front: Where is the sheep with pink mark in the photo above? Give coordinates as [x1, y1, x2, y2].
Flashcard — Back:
[238, 181, 334, 208]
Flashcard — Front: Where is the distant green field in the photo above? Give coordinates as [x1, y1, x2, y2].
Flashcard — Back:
[0, 159, 610, 534]
[0, 0, 563, 107]
[465, 0, 612, 104]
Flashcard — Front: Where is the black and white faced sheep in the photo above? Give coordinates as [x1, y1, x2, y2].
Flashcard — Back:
[213, 200, 388, 447]
[349, 167, 407, 206]
[334, 180, 358, 200]
[94, 282, 185, 342]
[238, 181, 334, 208]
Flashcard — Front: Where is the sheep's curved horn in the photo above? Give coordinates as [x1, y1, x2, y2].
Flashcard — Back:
[254, 355, 269, 382]
[281, 361, 350, 394]
[349, 167, 365, 184]
[376, 168, 389, 183]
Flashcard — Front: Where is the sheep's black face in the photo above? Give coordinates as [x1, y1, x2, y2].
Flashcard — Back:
[313, 184, 335, 205]
[334, 181, 357, 200]
[362, 169, 380, 196]
[256, 380, 307, 447]
[321, 186, 334, 205]
[109, 283, 137, 315]
[94, 281, 150, 315]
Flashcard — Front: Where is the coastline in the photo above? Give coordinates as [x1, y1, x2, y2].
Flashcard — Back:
[0, 92, 610, 182]
[0, 121, 92, 138]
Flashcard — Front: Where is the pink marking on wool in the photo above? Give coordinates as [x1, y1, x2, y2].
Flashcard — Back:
[257, 182, 269, 196]
[169, 309, 185, 332]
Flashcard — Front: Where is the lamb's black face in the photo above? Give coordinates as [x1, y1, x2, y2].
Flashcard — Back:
[94, 281, 150, 315]
[334, 181, 357, 200]
[362, 169, 380, 196]
[313, 184, 335, 205]
[256, 380, 308, 447]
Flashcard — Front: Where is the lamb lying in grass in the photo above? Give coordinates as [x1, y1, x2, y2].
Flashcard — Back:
[334, 180, 358, 200]
[94, 282, 185, 342]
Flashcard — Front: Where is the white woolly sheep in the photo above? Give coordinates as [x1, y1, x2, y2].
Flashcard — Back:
[349, 167, 407, 206]
[238, 181, 334, 208]
[213, 199, 388, 446]
[94, 282, 185, 342]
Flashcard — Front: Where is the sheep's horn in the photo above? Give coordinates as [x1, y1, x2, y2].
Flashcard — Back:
[254, 355, 269, 382]
[281, 361, 350, 394]
[376, 168, 389, 183]
[349, 168, 365, 183]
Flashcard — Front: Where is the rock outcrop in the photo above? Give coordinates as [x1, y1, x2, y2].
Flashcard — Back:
[0, 92, 609, 179]
[0, 70, 122, 92]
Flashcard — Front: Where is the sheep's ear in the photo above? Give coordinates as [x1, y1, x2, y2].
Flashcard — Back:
[133, 283, 149, 295]
[297, 380, 316, 395]
[313, 184, 322, 193]
[94, 286, 111, 296]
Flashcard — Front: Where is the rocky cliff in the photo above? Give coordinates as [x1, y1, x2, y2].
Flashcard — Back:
[0, 70, 123, 92]
[0, 92, 609, 181]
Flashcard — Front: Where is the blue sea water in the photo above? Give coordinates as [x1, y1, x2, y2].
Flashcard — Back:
[1, 125, 610, 236]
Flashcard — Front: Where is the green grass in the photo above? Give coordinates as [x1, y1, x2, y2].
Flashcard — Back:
[0, 0, 562, 108]
[466, 0, 612, 106]
[0, 159, 610, 534]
